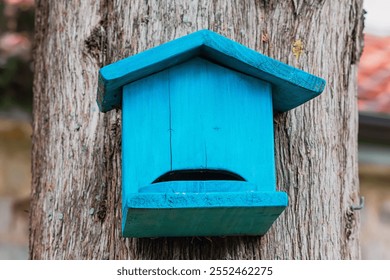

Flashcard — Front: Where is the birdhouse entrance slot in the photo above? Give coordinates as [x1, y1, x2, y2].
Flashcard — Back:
[152, 169, 246, 183]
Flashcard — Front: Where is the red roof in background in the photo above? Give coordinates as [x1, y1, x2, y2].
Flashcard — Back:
[358, 34, 390, 113]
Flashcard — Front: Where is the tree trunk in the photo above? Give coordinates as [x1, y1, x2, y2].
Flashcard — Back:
[30, 0, 364, 259]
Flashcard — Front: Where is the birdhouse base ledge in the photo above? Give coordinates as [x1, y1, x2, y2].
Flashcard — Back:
[122, 181, 287, 238]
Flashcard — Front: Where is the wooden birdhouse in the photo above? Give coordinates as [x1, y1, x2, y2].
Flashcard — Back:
[97, 30, 325, 237]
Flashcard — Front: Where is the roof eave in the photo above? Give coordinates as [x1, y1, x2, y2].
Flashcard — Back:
[97, 29, 325, 113]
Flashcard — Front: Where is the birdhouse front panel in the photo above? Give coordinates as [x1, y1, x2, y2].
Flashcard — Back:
[122, 57, 276, 199]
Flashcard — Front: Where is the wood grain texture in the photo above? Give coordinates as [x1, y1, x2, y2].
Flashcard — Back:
[31, 0, 364, 259]
[122, 72, 171, 195]
[121, 57, 284, 237]
[122, 57, 276, 191]
[98, 29, 325, 112]
[124, 181, 287, 237]
[168, 58, 275, 190]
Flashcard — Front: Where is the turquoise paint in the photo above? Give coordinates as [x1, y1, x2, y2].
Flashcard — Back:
[122, 70, 171, 197]
[98, 30, 326, 237]
[168, 59, 275, 191]
[123, 181, 287, 237]
[98, 29, 325, 113]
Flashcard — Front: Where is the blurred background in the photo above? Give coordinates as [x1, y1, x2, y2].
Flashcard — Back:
[0, 0, 389, 259]
[0, 0, 33, 259]
[357, 0, 390, 259]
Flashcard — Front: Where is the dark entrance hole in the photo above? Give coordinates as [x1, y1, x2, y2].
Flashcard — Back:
[152, 169, 245, 183]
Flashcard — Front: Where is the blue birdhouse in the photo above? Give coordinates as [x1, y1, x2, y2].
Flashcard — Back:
[97, 30, 325, 238]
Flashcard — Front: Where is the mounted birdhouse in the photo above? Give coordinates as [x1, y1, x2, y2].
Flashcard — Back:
[97, 30, 325, 238]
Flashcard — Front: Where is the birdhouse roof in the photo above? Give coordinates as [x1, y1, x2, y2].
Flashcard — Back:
[97, 29, 325, 112]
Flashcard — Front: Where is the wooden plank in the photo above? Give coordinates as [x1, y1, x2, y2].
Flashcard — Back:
[122, 181, 288, 237]
[98, 29, 325, 113]
[122, 72, 171, 202]
[124, 206, 287, 237]
[168, 58, 276, 191]
[138, 181, 258, 193]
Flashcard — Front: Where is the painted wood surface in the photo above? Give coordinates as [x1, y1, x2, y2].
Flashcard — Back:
[139, 181, 258, 193]
[122, 72, 171, 198]
[169, 58, 275, 190]
[123, 181, 287, 237]
[122, 58, 275, 193]
[122, 58, 281, 237]
[98, 29, 326, 113]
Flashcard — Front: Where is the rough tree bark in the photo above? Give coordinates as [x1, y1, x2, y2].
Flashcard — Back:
[30, 0, 364, 259]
